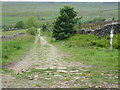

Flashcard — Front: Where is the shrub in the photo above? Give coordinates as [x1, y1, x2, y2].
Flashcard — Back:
[15, 21, 24, 28]
[26, 16, 38, 28]
[42, 24, 47, 31]
[2, 25, 15, 30]
[27, 27, 37, 36]
[52, 6, 78, 40]
[64, 34, 119, 49]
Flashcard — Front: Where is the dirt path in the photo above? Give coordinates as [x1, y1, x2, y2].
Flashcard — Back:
[2, 28, 118, 88]
[3, 28, 85, 73]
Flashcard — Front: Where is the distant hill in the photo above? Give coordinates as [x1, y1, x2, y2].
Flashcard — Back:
[2, 2, 118, 25]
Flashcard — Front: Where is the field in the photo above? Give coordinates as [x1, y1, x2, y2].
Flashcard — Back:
[2, 2, 118, 25]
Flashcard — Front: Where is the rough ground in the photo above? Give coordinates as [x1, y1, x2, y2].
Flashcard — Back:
[2, 28, 118, 88]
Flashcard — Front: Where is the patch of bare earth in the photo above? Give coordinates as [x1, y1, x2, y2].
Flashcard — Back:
[2, 28, 118, 88]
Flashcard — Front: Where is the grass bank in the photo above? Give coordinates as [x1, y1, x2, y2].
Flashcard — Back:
[2, 34, 35, 65]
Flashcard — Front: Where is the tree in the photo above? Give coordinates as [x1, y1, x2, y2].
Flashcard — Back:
[2, 25, 6, 30]
[42, 24, 47, 31]
[15, 21, 24, 28]
[42, 23, 51, 31]
[52, 6, 77, 40]
[112, 17, 115, 21]
[26, 16, 38, 28]
[27, 27, 37, 36]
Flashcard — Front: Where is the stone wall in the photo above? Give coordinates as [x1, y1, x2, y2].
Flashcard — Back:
[1, 32, 26, 39]
[81, 22, 120, 37]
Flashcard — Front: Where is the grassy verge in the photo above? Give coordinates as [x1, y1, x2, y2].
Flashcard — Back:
[2, 29, 27, 36]
[2, 34, 35, 65]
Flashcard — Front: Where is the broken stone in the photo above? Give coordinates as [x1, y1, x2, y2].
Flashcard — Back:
[44, 78, 51, 80]
[73, 73, 82, 75]
[107, 74, 112, 76]
[101, 73, 104, 75]
[45, 73, 49, 75]
[21, 69, 25, 73]
[95, 86, 99, 88]
[39, 77, 44, 79]
[80, 69, 88, 72]
[74, 77, 81, 79]
[57, 70, 67, 73]
[69, 70, 79, 73]
[81, 80, 84, 81]
[49, 67, 54, 69]
[35, 67, 47, 69]
[34, 75, 38, 77]
[89, 85, 95, 88]
[12, 77, 16, 80]
[63, 75, 67, 77]
[99, 86, 102, 88]
[105, 77, 112, 79]
[52, 73, 55, 75]
[44, 71, 52, 73]
[89, 85, 93, 88]
[25, 70, 31, 73]
[58, 67, 67, 70]
[34, 75, 39, 80]
[29, 77, 33, 80]
[85, 76, 88, 78]
[55, 86, 60, 88]
[17, 72, 22, 75]
[28, 76, 31, 78]
[54, 75, 61, 77]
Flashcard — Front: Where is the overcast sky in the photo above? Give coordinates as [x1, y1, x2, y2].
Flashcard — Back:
[1, 0, 119, 2]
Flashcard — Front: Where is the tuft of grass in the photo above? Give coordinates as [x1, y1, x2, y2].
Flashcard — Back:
[35, 84, 41, 87]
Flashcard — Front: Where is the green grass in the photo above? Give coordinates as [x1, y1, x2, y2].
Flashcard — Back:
[2, 34, 35, 65]
[51, 35, 118, 71]
[2, 16, 27, 25]
[2, 29, 27, 36]
[55, 43, 118, 71]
